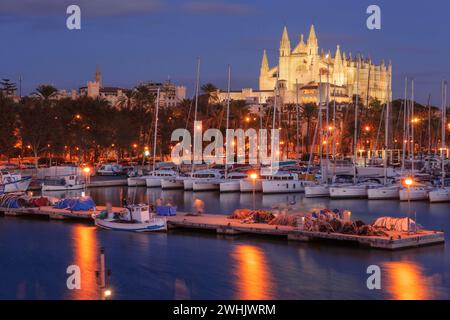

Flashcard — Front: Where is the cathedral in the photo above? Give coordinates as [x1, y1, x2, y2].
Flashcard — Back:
[220, 25, 392, 106]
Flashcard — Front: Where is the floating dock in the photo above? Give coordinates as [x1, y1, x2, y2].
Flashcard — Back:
[0, 207, 445, 250]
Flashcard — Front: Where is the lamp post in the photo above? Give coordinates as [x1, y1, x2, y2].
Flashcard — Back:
[250, 173, 258, 211]
[404, 177, 413, 234]
[82, 166, 91, 195]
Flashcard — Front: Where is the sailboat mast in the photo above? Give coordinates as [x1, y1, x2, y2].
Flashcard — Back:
[191, 58, 201, 175]
[332, 82, 337, 177]
[225, 65, 231, 179]
[270, 71, 279, 174]
[152, 88, 160, 172]
[401, 77, 408, 174]
[295, 78, 300, 160]
[411, 79, 415, 174]
[353, 55, 360, 184]
[442, 81, 447, 188]
[384, 81, 390, 185]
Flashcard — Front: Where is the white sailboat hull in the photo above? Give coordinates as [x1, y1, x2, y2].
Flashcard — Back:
[329, 185, 368, 199]
[367, 186, 400, 200]
[399, 188, 429, 201]
[193, 179, 220, 192]
[220, 180, 241, 193]
[161, 178, 184, 189]
[262, 180, 314, 194]
[145, 177, 162, 188]
[127, 177, 147, 187]
[240, 179, 263, 192]
[304, 185, 330, 198]
[183, 179, 194, 190]
[429, 188, 450, 203]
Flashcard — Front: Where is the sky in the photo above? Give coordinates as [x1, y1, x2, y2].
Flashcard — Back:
[1, 0, 450, 105]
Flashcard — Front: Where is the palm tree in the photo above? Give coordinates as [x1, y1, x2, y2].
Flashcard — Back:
[302, 103, 317, 155]
[34, 84, 58, 101]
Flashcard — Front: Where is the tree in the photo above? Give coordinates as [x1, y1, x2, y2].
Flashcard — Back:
[34, 84, 58, 101]
[0, 95, 18, 160]
[0, 79, 17, 97]
[18, 98, 53, 167]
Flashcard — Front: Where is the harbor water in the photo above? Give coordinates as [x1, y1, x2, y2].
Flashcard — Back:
[0, 186, 449, 300]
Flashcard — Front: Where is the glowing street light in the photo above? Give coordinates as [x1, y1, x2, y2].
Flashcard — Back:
[250, 173, 258, 210]
[103, 289, 112, 299]
[403, 177, 414, 234]
[364, 125, 370, 132]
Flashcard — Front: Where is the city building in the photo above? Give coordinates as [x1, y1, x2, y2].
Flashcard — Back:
[218, 25, 392, 107]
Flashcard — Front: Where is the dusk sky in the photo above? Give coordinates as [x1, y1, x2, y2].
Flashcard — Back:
[1, 0, 450, 105]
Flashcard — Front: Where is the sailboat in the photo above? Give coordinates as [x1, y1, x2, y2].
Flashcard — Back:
[305, 75, 331, 197]
[330, 56, 376, 199]
[429, 80, 450, 202]
[399, 79, 430, 201]
[368, 79, 400, 199]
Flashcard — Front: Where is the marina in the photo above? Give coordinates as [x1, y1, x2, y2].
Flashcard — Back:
[0, 198, 445, 250]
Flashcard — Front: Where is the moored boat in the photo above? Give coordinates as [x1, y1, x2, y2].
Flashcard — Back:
[41, 174, 85, 192]
[93, 204, 167, 232]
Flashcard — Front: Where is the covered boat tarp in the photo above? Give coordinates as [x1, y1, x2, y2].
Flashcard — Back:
[156, 206, 177, 216]
[372, 217, 421, 232]
[54, 196, 96, 211]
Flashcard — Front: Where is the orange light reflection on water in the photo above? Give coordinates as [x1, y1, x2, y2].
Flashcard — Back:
[72, 225, 99, 300]
[383, 261, 430, 300]
[231, 245, 273, 300]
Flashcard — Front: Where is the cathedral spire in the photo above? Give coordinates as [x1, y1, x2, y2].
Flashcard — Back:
[334, 45, 342, 65]
[307, 24, 317, 44]
[280, 26, 291, 56]
[95, 65, 102, 87]
[261, 49, 269, 72]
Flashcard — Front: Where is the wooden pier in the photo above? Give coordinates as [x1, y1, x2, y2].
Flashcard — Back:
[0, 206, 445, 250]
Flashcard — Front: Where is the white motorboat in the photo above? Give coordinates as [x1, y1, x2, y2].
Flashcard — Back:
[367, 185, 400, 200]
[145, 170, 179, 188]
[429, 187, 450, 203]
[399, 187, 430, 201]
[93, 204, 167, 232]
[219, 172, 249, 193]
[304, 184, 330, 198]
[183, 169, 223, 191]
[42, 174, 85, 192]
[0, 171, 32, 193]
[262, 172, 315, 194]
[193, 172, 248, 192]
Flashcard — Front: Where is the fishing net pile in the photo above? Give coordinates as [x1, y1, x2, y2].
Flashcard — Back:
[0, 193, 56, 209]
[229, 208, 391, 236]
[372, 217, 422, 232]
[229, 209, 275, 223]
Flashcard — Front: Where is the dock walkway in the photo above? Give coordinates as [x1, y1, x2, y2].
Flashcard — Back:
[0, 206, 445, 250]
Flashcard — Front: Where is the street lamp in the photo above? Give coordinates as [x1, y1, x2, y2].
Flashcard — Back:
[403, 177, 414, 234]
[82, 166, 91, 193]
[250, 173, 258, 211]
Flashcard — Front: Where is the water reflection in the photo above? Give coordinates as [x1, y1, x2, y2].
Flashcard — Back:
[71, 225, 99, 300]
[231, 245, 273, 300]
[383, 261, 431, 300]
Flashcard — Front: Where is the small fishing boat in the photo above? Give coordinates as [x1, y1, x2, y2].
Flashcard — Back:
[0, 171, 32, 193]
[41, 175, 85, 192]
[93, 204, 167, 232]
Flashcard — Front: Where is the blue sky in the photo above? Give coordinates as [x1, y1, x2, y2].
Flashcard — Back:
[1, 0, 450, 105]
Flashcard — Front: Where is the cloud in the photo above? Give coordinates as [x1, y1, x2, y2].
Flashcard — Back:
[0, 0, 163, 17]
[182, 1, 253, 15]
